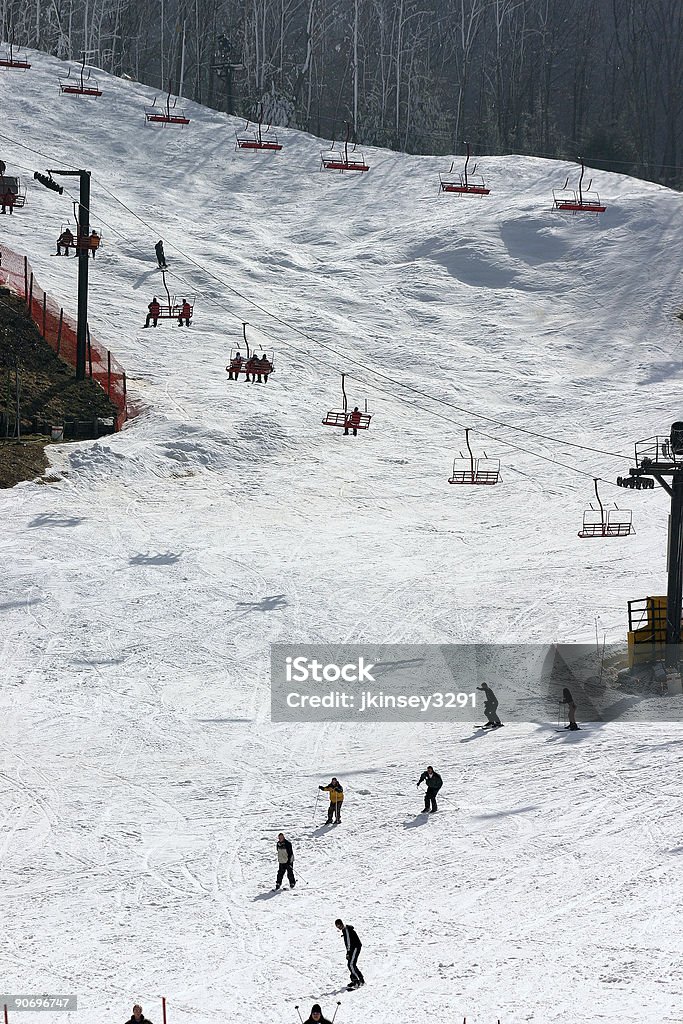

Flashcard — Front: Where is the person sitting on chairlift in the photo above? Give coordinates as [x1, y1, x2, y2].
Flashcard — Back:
[144, 296, 161, 328]
[344, 407, 362, 436]
[227, 352, 243, 380]
[88, 230, 100, 258]
[1, 188, 15, 215]
[178, 298, 192, 327]
[57, 227, 75, 255]
[244, 355, 256, 383]
[260, 353, 272, 383]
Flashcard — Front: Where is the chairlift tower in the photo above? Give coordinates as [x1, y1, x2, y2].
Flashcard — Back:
[617, 421, 683, 657]
[34, 168, 91, 380]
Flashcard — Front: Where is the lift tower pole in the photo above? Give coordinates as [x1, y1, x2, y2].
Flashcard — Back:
[618, 421, 683, 660]
[34, 168, 91, 380]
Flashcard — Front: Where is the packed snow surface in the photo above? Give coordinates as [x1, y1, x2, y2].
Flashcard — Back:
[1, 49, 683, 1024]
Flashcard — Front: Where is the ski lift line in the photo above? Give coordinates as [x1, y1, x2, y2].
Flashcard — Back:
[87, 170, 634, 468]
[5, 129, 627, 471]
[27, 182, 628, 485]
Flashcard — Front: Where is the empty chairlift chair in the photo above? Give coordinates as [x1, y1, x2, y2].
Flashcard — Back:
[145, 86, 190, 126]
[552, 157, 605, 214]
[578, 479, 634, 538]
[320, 121, 369, 173]
[0, 41, 31, 69]
[235, 103, 282, 152]
[439, 142, 490, 196]
[322, 374, 372, 434]
[449, 429, 501, 485]
[58, 52, 102, 96]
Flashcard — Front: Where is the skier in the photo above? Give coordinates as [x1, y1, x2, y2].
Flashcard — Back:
[56, 227, 75, 255]
[562, 687, 579, 731]
[177, 298, 192, 327]
[260, 353, 272, 383]
[477, 682, 502, 727]
[144, 297, 161, 328]
[319, 777, 344, 823]
[1, 187, 15, 215]
[126, 1006, 152, 1024]
[335, 919, 365, 989]
[275, 831, 296, 890]
[344, 407, 362, 436]
[155, 240, 167, 269]
[227, 352, 243, 380]
[417, 765, 442, 813]
[83, 230, 100, 258]
[303, 1006, 332, 1024]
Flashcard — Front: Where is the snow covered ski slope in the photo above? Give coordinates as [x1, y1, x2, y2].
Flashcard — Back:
[1, 49, 683, 1024]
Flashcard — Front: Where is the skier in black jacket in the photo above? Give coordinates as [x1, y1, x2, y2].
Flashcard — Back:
[303, 1005, 332, 1024]
[275, 832, 296, 889]
[417, 766, 443, 813]
[126, 1007, 152, 1024]
[335, 918, 365, 989]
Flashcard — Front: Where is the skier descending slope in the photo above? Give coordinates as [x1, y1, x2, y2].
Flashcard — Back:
[319, 777, 344, 823]
[417, 766, 442, 813]
[562, 687, 580, 731]
[477, 682, 503, 727]
[275, 832, 296, 889]
[302, 1005, 332, 1024]
[335, 918, 365, 989]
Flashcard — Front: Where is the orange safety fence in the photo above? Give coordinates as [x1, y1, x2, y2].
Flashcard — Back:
[0, 242, 127, 428]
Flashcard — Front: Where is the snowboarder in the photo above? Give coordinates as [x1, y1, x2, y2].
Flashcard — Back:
[417, 765, 442, 813]
[56, 227, 75, 255]
[319, 777, 344, 823]
[177, 298, 192, 327]
[335, 918, 364, 989]
[303, 1006, 332, 1024]
[344, 407, 362, 436]
[477, 682, 502, 727]
[1, 188, 15, 215]
[144, 297, 161, 328]
[562, 687, 579, 730]
[155, 240, 167, 269]
[275, 832, 296, 889]
[126, 1006, 152, 1024]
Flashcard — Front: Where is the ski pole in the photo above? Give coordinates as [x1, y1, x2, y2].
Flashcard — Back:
[294, 1007, 304, 1023]
[331, 1002, 342, 1022]
[313, 788, 320, 823]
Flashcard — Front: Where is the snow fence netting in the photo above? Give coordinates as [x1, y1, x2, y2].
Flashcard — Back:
[0, 243, 127, 427]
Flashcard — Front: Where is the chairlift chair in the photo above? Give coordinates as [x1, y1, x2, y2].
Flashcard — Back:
[552, 157, 605, 214]
[144, 270, 195, 322]
[226, 323, 276, 381]
[439, 142, 490, 196]
[449, 428, 500, 484]
[321, 122, 369, 173]
[0, 174, 26, 209]
[0, 41, 31, 69]
[578, 479, 634, 538]
[59, 52, 102, 96]
[235, 103, 282, 151]
[322, 373, 372, 432]
[145, 86, 190, 125]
